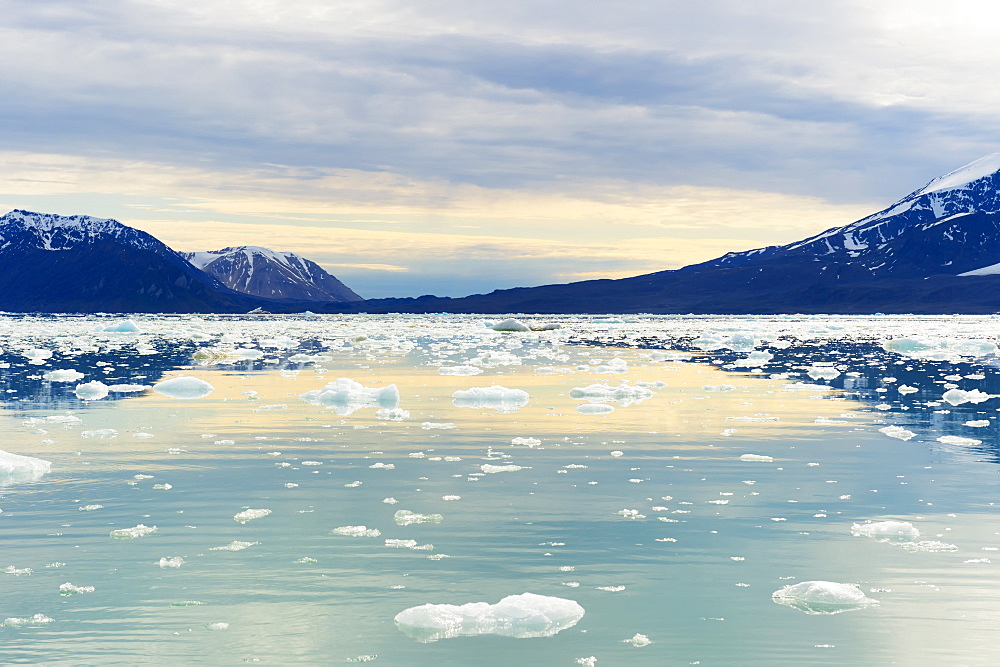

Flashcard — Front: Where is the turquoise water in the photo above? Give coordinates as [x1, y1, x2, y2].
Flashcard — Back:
[1, 315, 999, 664]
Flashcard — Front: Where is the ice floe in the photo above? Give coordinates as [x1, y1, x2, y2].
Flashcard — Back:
[300, 378, 400, 415]
[394, 592, 584, 642]
[0, 449, 51, 485]
[152, 376, 215, 399]
[234, 508, 271, 523]
[110, 524, 157, 539]
[772, 581, 878, 614]
[452, 385, 529, 411]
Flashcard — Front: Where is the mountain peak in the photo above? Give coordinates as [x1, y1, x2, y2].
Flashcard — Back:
[915, 153, 1000, 196]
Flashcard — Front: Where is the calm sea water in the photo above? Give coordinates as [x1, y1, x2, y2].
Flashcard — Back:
[1, 314, 999, 665]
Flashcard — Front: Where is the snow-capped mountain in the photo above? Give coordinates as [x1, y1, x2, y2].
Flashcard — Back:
[181, 246, 361, 302]
[0, 210, 267, 313]
[698, 153, 1000, 279]
[361, 153, 1000, 314]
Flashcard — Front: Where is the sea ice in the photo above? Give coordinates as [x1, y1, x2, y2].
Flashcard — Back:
[452, 385, 529, 411]
[481, 464, 524, 473]
[394, 510, 443, 526]
[771, 581, 878, 614]
[58, 583, 95, 595]
[158, 557, 184, 568]
[74, 380, 110, 401]
[394, 592, 585, 642]
[44, 369, 85, 382]
[332, 526, 382, 537]
[491, 318, 531, 332]
[0, 449, 51, 485]
[576, 404, 614, 415]
[152, 376, 215, 399]
[438, 365, 483, 376]
[300, 378, 400, 415]
[942, 388, 992, 406]
[421, 422, 457, 430]
[937, 435, 982, 446]
[569, 382, 654, 406]
[376, 408, 410, 421]
[851, 520, 920, 542]
[110, 524, 158, 539]
[210, 541, 258, 551]
[95, 320, 141, 333]
[234, 508, 271, 523]
[2, 614, 54, 627]
[879, 426, 916, 441]
[739, 454, 774, 462]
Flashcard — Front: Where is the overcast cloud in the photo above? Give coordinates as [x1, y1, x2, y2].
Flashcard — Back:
[1, 0, 998, 296]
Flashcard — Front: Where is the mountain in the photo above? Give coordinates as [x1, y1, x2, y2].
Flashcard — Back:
[351, 154, 1000, 314]
[181, 246, 361, 302]
[0, 210, 268, 313]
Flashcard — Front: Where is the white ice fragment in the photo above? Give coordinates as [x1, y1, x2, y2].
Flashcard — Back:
[59, 582, 95, 595]
[942, 388, 992, 406]
[394, 592, 584, 642]
[376, 408, 410, 421]
[570, 382, 653, 406]
[152, 376, 215, 400]
[491, 318, 531, 332]
[772, 581, 878, 614]
[421, 422, 456, 430]
[95, 320, 141, 333]
[206, 622, 229, 630]
[452, 385, 529, 411]
[624, 633, 652, 647]
[511, 437, 541, 447]
[110, 524, 157, 539]
[576, 404, 614, 415]
[898, 385, 919, 395]
[2, 613, 54, 627]
[965, 420, 990, 427]
[74, 380, 110, 401]
[702, 384, 736, 392]
[370, 462, 395, 470]
[332, 525, 382, 537]
[900, 540, 958, 552]
[300, 378, 400, 415]
[158, 557, 184, 568]
[481, 464, 524, 473]
[78, 504, 103, 511]
[937, 435, 983, 446]
[0, 449, 51, 485]
[107, 384, 150, 393]
[879, 426, 916, 441]
[739, 454, 774, 462]
[44, 369, 85, 382]
[210, 541, 258, 551]
[394, 510, 443, 526]
[438, 365, 484, 376]
[81, 429, 118, 439]
[851, 520, 920, 542]
[234, 508, 271, 524]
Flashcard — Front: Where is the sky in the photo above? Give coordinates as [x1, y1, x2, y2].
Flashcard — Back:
[2, 1, 1000, 298]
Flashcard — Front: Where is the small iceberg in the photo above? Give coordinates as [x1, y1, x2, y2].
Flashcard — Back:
[0, 449, 51, 486]
[153, 376, 215, 400]
[772, 581, 878, 615]
[394, 592, 585, 642]
[452, 385, 529, 412]
[300, 378, 400, 416]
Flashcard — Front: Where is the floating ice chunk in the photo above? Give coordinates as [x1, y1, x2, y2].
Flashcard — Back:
[481, 464, 524, 473]
[898, 385, 919, 395]
[732, 350, 773, 368]
[78, 504, 103, 511]
[592, 358, 628, 374]
[288, 353, 332, 363]
[376, 408, 410, 421]
[207, 622, 229, 630]
[421, 422, 457, 430]
[964, 420, 990, 427]
[110, 524, 157, 539]
[82, 429, 117, 439]
[44, 369, 85, 382]
[452, 385, 529, 412]
[576, 404, 614, 415]
[511, 437, 541, 447]
[2, 613, 54, 627]
[772, 581, 878, 615]
[739, 454, 774, 462]
[370, 462, 395, 469]
[97, 320, 141, 333]
[107, 384, 150, 393]
[879, 426, 916, 441]
[941, 388, 992, 406]
[394, 592, 584, 642]
[59, 582, 95, 595]
[153, 376, 215, 400]
[937, 435, 982, 446]
[23, 348, 53, 364]
[782, 382, 833, 392]
[491, 318, 531, 332]
[900, 540, 958, 552]
[158, 557, 184, 568]
[569, 382, 654, 406]
[438, 365, 483, 376]
[529, 322, 561, 331]
[702, 384, 735, 392]
[332, 526, 382, 537]
[234, 508, 271, 524]
[210, 541, 258, 551]
[851, 520, 920, 542]
[300, 378, 400, 415]
[394, 510, 443, 526]
[624, 633, 652, 647]
[806, 366, 841, 381]
[0, 449, 51, 485]
[74, 380, 109, 401]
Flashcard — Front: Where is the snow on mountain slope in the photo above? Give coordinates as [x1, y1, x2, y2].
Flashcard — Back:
[0, 209, 162, 252]
[699, 153, 1000, 279]
[181, 246, 362, 302]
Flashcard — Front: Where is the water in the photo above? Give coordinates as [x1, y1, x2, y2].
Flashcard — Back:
[1, 314, 1000, 664]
